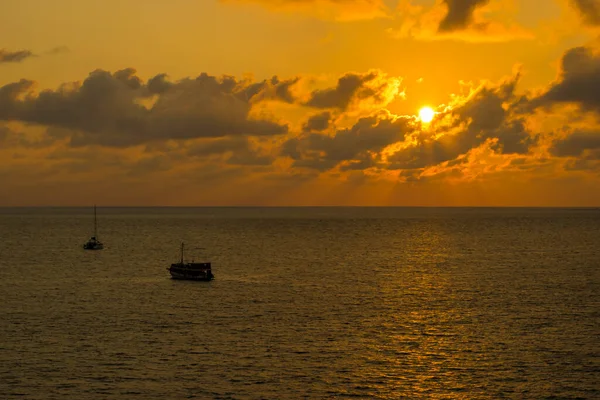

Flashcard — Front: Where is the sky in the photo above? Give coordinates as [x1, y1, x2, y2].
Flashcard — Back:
[0, 0, 599, 206]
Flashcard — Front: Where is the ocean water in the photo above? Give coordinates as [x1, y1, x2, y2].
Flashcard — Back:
[0, 207, 598, 399]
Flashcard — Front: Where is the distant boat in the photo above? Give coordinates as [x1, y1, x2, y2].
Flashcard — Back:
[83, 205, 104, 250]
[167, 242, 214, 281]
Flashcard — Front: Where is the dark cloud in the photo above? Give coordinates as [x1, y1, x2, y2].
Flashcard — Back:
[550, 130, 600, 157]
[271, 76, 300, 103]
[0, 79, 36, 117]
[0, 49, 34, 64]
[305, 71, 376, 109]
[147, 73, 171, 94]
[280, 137, 303, 160]
[438, 0, 489, 32]
[493, 119, 534, 154]
[242, 75, 300, 104]
[0, 69, 289, 147]
[534, 46, 600, 112]
[571, 0, 600, 26]
[0, 47, 68, 64]
[455, 75, 534, 154]
[283, 114, 412, 171]
[304, 70, 396, 110]
[302, 111, 331, 132]
[387, 136, 458, 170]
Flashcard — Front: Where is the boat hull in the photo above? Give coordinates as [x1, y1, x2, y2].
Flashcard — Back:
[83, 242, 104, 250]
[168, 262, 214, 281]
[168, 270, 214, 281]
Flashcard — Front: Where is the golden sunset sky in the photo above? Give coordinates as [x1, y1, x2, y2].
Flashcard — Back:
[1, 0, 599, 206]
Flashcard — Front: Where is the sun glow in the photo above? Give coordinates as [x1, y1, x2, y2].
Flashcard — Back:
[419, 106, 435, 123]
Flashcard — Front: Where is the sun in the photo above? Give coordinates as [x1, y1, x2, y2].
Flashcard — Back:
[418, 106, 435, 123]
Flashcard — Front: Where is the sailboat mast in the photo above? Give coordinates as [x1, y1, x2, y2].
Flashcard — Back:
[180, 242, 184, 264]
[94, 204, 98, 237]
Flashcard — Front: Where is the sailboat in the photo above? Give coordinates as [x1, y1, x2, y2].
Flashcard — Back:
[83, 205, 104, 250]
[167, 242, 214, 281]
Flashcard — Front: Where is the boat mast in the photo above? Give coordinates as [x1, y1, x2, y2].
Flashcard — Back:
[94, 204, 98, 238]
[180, 242, 184, 264]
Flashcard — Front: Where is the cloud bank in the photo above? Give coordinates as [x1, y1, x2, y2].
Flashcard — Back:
[1, 41, 599, 205]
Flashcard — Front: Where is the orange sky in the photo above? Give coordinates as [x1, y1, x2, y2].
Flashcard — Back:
[0, 0, 599, 206]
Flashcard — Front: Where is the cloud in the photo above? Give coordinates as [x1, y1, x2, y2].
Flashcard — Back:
[304, 70, 402, 111]
[438, 0, 489, 32]
[550, 130, 600, 157]
[0, 68, 289, 147]
[249, 75, 301, 103]
[3, 41, 600, 206]
[0, 47, 68, 65]
[283, 112, 413, 171]
[386, 73, 536, 171]
[389, 0, 532, 42]
[302, 111, 332, 132]
[0, 49, 34, 64]
[0, 65, 571, 180]
[219, 0, 389, 21]
[571, 0, 600, 26]
[533, 45, 600, 112]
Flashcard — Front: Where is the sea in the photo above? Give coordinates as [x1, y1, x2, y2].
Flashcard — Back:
[0, 207, 598, 399]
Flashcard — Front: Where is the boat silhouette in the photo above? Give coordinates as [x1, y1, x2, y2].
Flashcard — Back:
[167, 242, 214, 281]
[83, 205, 104, 250]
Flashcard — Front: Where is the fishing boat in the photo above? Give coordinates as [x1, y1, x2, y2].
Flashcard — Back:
[168, 242, 214, 281]
[83, 205, 104, 250]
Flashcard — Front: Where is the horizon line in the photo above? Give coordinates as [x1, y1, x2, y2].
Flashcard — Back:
[0, 205, 599, 209]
